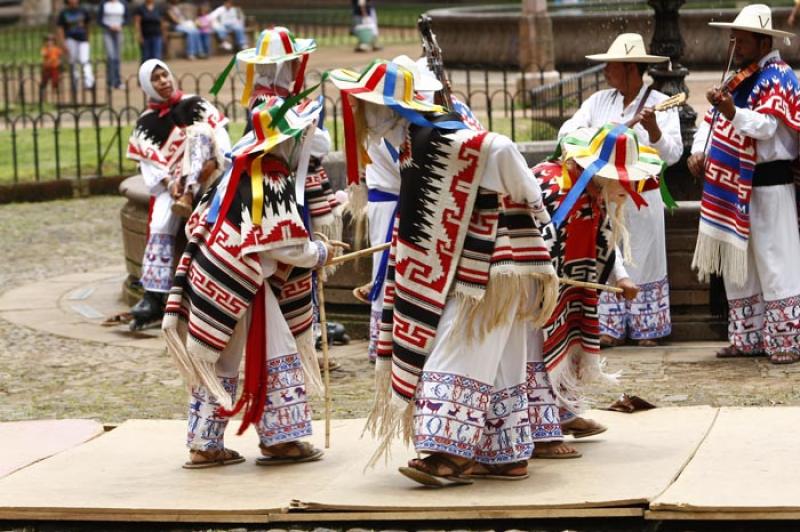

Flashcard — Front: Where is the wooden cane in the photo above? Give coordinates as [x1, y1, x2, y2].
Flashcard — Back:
[331, 242, 624, 294]
[559, 277, 623, 294]
[316, 274, 332, 449]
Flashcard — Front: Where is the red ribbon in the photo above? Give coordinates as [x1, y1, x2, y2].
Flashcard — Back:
[216, 284, 268, 435]
[613, 130, 648, 209]
[147, 90, 184, 117]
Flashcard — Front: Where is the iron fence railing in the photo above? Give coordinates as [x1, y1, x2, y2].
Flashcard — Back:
[1, 64, 608, 188]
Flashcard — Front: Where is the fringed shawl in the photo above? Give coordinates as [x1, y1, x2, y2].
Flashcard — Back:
[163, 155, 321, 411]
[693, 57, 800, 286]
[534, 161, 617, 414]
[127, 95, 227, 179]
[365, 120, 558, 465]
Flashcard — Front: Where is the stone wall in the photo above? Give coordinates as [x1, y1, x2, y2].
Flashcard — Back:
[429, 5, 797, 70]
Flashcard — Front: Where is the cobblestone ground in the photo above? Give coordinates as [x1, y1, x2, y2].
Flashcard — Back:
[2, 196, 800, 425]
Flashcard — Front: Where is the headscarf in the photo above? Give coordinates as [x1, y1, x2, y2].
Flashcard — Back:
[138, 59, 173, 102]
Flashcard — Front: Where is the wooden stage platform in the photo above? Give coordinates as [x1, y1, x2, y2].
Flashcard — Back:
[0, 407, 798, 524]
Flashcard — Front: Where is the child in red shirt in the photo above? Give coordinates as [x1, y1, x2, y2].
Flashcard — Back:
[40, 34, 63, 101]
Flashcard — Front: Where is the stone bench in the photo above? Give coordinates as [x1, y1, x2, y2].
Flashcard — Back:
[164, 3, 257, 59]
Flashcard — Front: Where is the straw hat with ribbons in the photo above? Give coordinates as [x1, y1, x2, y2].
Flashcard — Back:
[207, 92, 323, 230]
[211, 26, 317, 104]
[585, 33, 669, 64]
[550, 125, 666, 228]
[709, 4, 794, 41]
[328, 59, 467, 186]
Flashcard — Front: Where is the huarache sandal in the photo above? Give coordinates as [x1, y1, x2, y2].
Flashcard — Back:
[398, 454, 475, 487]
[352, 282, 372, 304]
[531, 441, 582, 459]
[183, 448, 245, 469]
[716, 345, 765, 358]
[561, 418, 607, 439]
[256, 441, 324, 466]
[465, 460, 529, 480]
[637, 339, 658, 347]
[769, 352, 800, 365]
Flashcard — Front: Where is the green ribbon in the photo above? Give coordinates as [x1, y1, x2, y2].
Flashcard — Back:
[210, 55, 237, 97]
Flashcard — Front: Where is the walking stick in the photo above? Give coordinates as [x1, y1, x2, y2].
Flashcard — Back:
[332, 242, 625, 294]
[315, 273, 333, 449]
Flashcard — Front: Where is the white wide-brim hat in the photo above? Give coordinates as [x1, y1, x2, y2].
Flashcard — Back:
[708, 3, 794, 39]
[391, 54, 443, 92]
[586, 33, 669, 64]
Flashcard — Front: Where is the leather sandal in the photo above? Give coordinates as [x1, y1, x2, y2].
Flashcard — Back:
[352, 282, 372, 304]
[716, 345, 765, 358]
[183, 448, 245, 469]
[561, 417, 607, 439]
[769, 351, 800, 365]
[398, 454, 475, 487]
[531, 441, 582, 459]
[256, 441, 323, 466]
[465, 460, 529, 480]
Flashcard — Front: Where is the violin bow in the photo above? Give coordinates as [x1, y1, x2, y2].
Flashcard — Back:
[701, 37, 737, 156]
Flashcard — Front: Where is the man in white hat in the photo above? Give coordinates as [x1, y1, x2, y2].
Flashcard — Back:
[331, 60, 559, 486]
[559, 33, 683, 349]
[688, 4, 800, 365]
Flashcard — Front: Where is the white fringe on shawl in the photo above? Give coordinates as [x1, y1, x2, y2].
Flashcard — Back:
[362, 269, 559, 468]
[296, 327, 323, 397]
[163, 317, 234, 410]
[547, 343, 619, 415]
[164, 295, 324, 408]
[452, 270, 559, 342]
[344, 182, 369, 251]
[692, 231, 748, 286]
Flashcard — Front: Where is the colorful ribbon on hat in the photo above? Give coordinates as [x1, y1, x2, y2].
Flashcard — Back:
[335, 61, 467, 186]
[552, 124, 628, 228]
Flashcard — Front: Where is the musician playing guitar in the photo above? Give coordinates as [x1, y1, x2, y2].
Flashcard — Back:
[558, 33, 683, 349]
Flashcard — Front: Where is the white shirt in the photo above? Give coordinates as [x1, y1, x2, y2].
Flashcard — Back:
[691, 51, 799, 163]
[209, 6, 243, 27]
[559, 84, 683, 166]
[365, 139, 401, 195]
[480, 133, 551, 227]
[101, 0, 126, 29]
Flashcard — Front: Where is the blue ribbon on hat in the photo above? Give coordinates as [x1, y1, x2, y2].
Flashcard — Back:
[382, 63, 467, 131]
[551, 124, 628, 229]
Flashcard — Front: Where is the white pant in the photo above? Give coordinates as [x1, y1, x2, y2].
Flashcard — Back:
[65, 38, 94, 89]
[725, 184, 800, 355]
[413, 289, 533, 464]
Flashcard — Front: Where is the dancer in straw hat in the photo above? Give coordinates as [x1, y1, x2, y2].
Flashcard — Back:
[687, 4, 800, 365]
[350, 54, 484, 363]
[527, 125, 667, 458]
[330, 59, 559, 486]
[162, 95, 347, 468]
[559, 33, 682, 349]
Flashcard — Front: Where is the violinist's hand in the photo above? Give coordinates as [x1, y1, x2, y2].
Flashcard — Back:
[687, 152, 706, 178]
[637, 107, 661, 143]
[706, 87, 736, 120]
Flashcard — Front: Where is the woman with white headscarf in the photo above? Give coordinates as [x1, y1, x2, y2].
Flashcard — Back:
[126, 59, 231, 330]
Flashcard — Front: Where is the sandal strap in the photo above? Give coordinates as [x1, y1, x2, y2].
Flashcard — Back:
[260, 441, 316, 458]
[419, 453, 472, 477]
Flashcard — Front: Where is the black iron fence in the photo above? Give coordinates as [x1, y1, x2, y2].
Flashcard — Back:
[1, 64, 607, 187]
